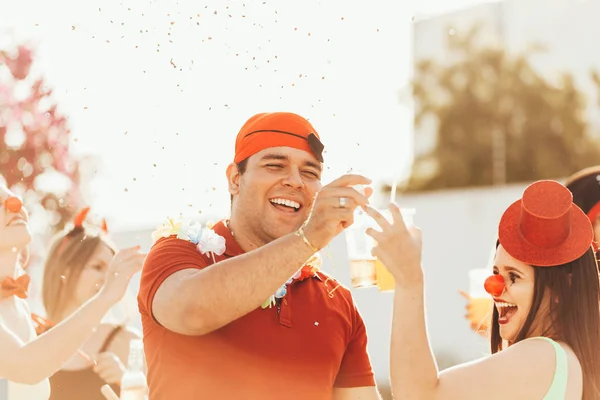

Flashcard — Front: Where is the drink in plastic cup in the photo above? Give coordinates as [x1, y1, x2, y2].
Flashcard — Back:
[466, 269, 493, 331]
[345, 208, 415, 291]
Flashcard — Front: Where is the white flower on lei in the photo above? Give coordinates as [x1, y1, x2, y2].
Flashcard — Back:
[196, 228, 226, 256]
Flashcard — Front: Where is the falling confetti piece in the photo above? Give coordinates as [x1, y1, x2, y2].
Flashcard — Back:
[124, 188, 129, 192]
[153, 164, 157, 167]
[124, 131, 128, 135]
[71, 26, 76, 30]
[83, 106, 88, 109]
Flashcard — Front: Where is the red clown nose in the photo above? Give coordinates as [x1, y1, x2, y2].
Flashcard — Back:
[4, 196, 23, 214]
[484, 274, 505, 297]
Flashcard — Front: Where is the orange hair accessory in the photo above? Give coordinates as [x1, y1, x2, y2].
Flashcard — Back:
[73, 207, 91, 229]
[56, 207, 108, 255]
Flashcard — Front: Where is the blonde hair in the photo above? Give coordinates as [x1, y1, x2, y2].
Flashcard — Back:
[42, 227, 117, 322]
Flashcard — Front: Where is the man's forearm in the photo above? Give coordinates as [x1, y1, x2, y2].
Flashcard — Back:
[175, 232, 315, 334]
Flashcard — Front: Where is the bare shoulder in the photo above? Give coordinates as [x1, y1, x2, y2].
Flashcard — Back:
[437, 337, 564, 400]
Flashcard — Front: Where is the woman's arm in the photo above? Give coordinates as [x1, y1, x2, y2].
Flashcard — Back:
[363, 205, 561, 400]
[390, 283, 558, 399]
[0, 246, 144, 384]
[0, 294, 113, 384]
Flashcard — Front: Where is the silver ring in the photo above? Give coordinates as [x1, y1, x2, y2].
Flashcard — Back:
[339, 197, 347, 208]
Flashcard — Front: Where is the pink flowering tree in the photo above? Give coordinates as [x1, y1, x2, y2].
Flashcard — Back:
[0, 43, 83, 233]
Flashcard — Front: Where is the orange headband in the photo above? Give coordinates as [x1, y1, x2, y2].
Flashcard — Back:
[233, 112, 324, 164]
[56, 207, 108, 255]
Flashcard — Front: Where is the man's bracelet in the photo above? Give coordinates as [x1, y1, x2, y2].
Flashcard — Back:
[295, 226, 319, 253]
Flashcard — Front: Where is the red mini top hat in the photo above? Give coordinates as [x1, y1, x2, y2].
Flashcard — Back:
[498, 180, 594, 266]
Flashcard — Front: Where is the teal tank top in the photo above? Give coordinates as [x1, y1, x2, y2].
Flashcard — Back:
[536, 337, 569, 400]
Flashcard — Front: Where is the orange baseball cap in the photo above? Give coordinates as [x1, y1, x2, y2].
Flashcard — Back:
[233, 112, 325, 164]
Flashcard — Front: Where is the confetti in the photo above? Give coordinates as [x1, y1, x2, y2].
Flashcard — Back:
[71, 26, 76, 30]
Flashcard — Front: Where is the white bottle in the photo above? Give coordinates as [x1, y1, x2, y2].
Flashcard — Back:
[120, 339, 148, 400]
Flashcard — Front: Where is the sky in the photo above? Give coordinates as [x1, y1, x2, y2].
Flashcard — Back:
[1, 0, 487, 231]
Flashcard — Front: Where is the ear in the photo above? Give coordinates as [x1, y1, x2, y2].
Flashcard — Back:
[226, 163, 242, 196]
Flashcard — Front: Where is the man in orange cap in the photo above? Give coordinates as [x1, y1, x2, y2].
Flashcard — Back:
[138, 112, 381, 399]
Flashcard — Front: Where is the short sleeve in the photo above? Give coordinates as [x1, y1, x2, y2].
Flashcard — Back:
[137, 236, 209, 322]
[333, 301, 376, 388]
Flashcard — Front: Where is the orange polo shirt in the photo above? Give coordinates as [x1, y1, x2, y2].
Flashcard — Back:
[138, 220, 375, 400]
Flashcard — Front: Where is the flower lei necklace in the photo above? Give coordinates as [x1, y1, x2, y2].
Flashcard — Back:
[152, 217, 321, 309]
[152, 217, 226, 262]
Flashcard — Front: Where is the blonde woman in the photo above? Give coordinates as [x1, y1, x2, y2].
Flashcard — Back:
[41, 207, 143, 400]
[0, 185, 144, 399]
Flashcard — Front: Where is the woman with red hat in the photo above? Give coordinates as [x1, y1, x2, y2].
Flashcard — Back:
[0, 185, 145, 399]
[365, 180, 600, 399]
